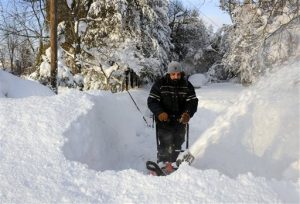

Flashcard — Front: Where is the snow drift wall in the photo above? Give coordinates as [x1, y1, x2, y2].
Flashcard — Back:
[191, 62, 300, 181]
[0, 70, 54, 98]
[62, 91, 154, 172]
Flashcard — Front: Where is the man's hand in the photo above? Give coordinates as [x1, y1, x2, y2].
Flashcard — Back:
[180, 112, 190, 124]
[158, 112, 168, 122]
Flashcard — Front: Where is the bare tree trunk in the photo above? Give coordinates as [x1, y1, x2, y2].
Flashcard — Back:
[0, 49, 5, 69]
[7, 36, 17, 73]
[50, 0, 58, 93]
[10, 57, 14, 73]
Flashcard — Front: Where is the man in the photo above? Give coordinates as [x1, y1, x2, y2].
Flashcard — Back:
[147, 61, 198, 170]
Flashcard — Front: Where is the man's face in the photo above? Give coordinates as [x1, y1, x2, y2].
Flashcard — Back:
[169, 72, 181, 80]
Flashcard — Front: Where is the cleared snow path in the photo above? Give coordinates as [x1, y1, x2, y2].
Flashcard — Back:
[63, 90, 155, 172]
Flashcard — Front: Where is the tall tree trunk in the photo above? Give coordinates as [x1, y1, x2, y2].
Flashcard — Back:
[50, 0, 58, 93]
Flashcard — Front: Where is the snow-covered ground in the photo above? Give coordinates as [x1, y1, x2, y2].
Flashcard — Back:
[0, 62, 299, 203]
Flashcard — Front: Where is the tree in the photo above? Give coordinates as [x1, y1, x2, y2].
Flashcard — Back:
[168, 0, 212, 73]
[221, 0, 300, 84]
[82, 0, 172, 85]
[0, 47, 7, 69]
[18, 40, 33, 71]
[45, 0, 93, 74]
[0, 0, 47, 72]
[168, 0, 191, 60]
[3, 25, 20, 74]
[49, 0, 58, 93]
[219, 0, 240, 21]
[31, 0, 172, 90]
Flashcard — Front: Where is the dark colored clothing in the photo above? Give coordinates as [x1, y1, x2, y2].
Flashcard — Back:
[156, 121, 186, 162]
[147, 74, 198, 162]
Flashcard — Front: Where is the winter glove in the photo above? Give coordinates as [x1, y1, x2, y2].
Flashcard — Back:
[158, 112, 168, 122]
[180, 112, 190, 124]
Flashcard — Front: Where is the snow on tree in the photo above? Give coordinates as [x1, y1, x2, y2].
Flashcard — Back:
[221, 0, 300, 84]
[27, 0, 219, 90]
[31, 0, 172, 90]
[82, 0, 172, 88]
[206, 25, 232, 82]
[30, 46, 83, 89]
[168, 1, 212, 74]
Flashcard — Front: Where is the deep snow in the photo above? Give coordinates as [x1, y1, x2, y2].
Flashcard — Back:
[0, 62, 299, 203]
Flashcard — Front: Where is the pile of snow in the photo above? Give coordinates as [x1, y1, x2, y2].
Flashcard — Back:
[0, 70, 54, 98]
[188, 73, 208, 88]
[0, 64, 299, 203]
[190, 62, 300, 182]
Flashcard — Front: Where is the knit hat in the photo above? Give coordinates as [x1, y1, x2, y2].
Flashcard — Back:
[167, 61, 183, 73]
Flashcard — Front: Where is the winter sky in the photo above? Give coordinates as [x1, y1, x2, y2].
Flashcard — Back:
[182, 0, 232, 30]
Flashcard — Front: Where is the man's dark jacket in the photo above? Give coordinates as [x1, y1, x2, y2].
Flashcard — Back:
[147, 74, 198, 120]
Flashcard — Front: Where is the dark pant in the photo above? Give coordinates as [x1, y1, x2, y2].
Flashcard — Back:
[156, 121, 186, 163]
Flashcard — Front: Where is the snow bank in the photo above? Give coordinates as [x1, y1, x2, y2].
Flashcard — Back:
[190, 61, 300, 182]
[62, 90, 152, 171]
[188, 73, 208, 88]
[0, 63, 299, 203]
[0, 89, 297, 203]
[0, 70, 54, 98]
